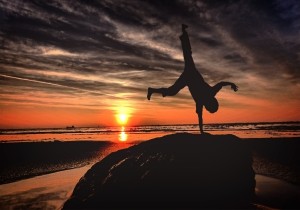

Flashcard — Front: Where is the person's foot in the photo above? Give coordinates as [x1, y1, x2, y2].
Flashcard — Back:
[182, 24, 188, 31]
[147, 88, 153, 100]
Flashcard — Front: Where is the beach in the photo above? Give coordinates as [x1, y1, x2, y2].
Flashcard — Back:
[0, 135, 299, 209]
[1, 164, 298, 209]
[0, 122, 300, 209]
[0, 141, 135, 209]
[0, 165, 91, 210]
[247, 138, 300, 185]
[1, 137, 299, 185]
[0, 141, 135, 184]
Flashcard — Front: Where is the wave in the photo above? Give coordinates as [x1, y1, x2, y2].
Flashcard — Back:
[1, 121, 299, 135]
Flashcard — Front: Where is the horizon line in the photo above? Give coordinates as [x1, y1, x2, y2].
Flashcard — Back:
[1, 120, 299, 131]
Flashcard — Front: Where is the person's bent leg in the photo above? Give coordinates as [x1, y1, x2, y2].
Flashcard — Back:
[164, 72, 186, 97]
[163, 84, 181, 97]
[147, 72, 186, 100]
[147, 83, 183, 100]
[147, 87, 167, 100]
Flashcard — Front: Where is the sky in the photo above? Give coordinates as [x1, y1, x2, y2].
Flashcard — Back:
[0, 0, 300, 128]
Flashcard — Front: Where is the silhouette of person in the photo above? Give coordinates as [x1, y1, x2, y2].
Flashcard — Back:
[147, 24, 238, 134]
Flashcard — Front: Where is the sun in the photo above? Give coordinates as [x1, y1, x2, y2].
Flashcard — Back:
[114, 105, 132, 126]
[117, 113, 128, 125]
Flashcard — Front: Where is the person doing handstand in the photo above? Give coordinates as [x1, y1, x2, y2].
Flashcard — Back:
[147, 24, 238, 134]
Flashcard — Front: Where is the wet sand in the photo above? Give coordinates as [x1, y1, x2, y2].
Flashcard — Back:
[244, 137, 300, 185]
[255, 175, 300, 209]
[0, 165, 91, 210]
[0, 141, 134, 184]
[1, 137, 299, 185]
[1, 165, 299, 209]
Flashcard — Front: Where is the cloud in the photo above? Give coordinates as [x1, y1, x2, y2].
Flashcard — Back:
[1, 0, 299, 126]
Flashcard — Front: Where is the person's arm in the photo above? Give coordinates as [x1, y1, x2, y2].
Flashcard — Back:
[197, 106, 204, 134]
[212, 82, 238, 95]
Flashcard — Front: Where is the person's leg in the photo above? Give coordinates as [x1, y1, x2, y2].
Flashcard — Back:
[180, 25, 205, 82]
[147, 73, 186, 100]
[180, 25, 196, 71]
[147, 87, 166, 100]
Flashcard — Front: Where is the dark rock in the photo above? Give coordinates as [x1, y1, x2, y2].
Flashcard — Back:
[63, 133, 255, 209]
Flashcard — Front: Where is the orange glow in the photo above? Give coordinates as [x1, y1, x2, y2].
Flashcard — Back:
[0, 105, 116, 129]
[0, 89, 300, 129]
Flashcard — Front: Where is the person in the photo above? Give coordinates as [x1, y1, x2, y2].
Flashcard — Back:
[147, 24, 238, 134]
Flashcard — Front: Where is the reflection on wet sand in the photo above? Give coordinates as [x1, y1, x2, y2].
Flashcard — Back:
[0, 165, 91, 210]
[0, 143, 133, 209]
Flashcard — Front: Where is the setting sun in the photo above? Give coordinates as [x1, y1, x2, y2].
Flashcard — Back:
[113, 104, 133, 126]
[116, 113, 128, 125]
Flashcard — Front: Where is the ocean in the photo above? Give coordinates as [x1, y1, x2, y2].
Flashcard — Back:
[1, 121, 299, 142]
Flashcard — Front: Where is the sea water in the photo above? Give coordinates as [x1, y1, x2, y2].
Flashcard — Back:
[0, 122, 299, 142]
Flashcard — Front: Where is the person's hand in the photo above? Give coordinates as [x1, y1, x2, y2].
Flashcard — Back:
[231, 83, 238, 92]
[200, 132, 211, 136]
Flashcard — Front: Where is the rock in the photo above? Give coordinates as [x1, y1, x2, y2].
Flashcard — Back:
[63, 133, 255, 209]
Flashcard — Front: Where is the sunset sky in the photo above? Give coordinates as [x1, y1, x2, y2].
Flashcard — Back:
[1, 0, 300, 128]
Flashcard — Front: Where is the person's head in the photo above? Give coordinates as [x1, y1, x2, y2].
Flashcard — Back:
[204, 97, 219, 113]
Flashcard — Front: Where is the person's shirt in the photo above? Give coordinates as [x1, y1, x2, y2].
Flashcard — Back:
[183, 69, 214, 104]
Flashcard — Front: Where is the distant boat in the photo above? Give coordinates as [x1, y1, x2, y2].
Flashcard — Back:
[66, 125, 75, 129]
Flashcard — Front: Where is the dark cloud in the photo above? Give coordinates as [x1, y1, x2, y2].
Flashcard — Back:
[198, 36, 222, 47]
[223, 53, 247, 64]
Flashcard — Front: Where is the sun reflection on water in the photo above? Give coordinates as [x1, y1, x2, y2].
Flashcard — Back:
[118, 126, 128, 142]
